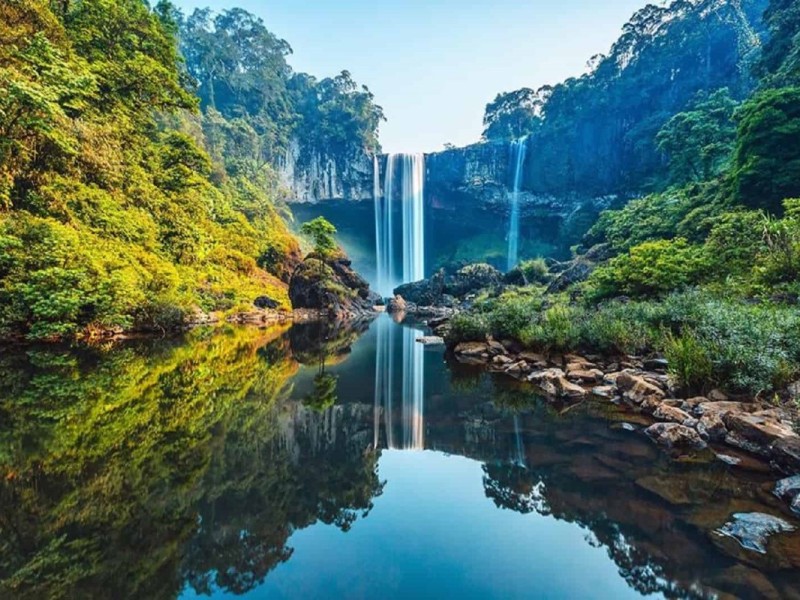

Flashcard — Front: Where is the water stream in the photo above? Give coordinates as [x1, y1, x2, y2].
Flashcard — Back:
[507, 137, 528, 271]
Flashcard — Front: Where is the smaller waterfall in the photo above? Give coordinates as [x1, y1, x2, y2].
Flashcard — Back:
[374, 156, 396, 297]
[400, 154, 425, 284]
[401, 326, 425, 450]
[507, 137, 528, 271]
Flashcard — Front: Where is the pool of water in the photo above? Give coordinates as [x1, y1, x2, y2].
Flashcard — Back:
[0, 316, 798, 599]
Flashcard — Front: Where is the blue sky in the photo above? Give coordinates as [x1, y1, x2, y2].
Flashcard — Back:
[174, 0, 649, 153]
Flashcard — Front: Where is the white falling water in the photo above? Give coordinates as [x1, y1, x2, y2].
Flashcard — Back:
[507, 137, 528, 271]
[373, 153, 425, 297]
[372, 317, 425, 451]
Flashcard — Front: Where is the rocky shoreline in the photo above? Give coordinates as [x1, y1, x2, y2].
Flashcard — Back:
[445, 335, 800, 514]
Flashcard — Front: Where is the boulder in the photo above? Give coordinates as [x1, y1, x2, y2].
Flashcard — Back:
[289, 254, 379, 317]
[697, 412, 729, 442]
[644, 357, 669, 371]
[616, 372, 666, 405]
[653, 404, 696, 426]
[645, 422, 707, 451]
[723, 413, 799, 457]
[528, 368, 586, 400]
[567, 369, 604, 383]
[387, 295, 408, 313]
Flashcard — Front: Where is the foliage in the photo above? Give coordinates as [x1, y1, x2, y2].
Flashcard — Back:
[179, 9, 384, 167]
[732, 86, 800, 212]
[656, 88, 739, 185]
[300, 216, 338, 257]
[586, 239, 708, 301]
[0, 0, 309, 339]
[662, 329, 714, 395]
[483, 0, 767, 195]
[0, 327, 383, 598]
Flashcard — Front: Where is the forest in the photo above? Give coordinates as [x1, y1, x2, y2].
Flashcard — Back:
[0, 0, 382, 340]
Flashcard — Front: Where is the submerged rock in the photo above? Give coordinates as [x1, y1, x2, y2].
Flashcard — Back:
[774, 475, 800, 515]
[416, 336, 445, 346]
[716, 512, 796, 554]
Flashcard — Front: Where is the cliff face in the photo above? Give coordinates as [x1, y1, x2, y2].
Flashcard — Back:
[277, 139, 374, 203]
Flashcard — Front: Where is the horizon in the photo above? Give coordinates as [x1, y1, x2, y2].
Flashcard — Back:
[174, 0, 649, 154]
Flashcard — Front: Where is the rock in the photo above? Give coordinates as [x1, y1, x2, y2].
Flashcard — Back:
[716, 512, 796, 554]
[487, 339, 506, 355]
[611, 422, 638, 432]
[645, 422, 707, 451]
[696, 413, 728, 441]
[394, 263, 502, 306]
[774, 475, 800, 516]
[416, 336, 444, 346]
[592, 385, 617, 399]
[616, 372, 665, 405]
[528, 368, 586, 399]
[492, 354, 513, 366]
[723, 413, 799, 457]
[546, 258, 594, 293]
[519, 351, 548, 367]
[709, 388, 729, 401]
[643, 357, 669, 371]
[289, 254, 379, 316]
[567, 369, 604, 383]
[254, 295, 280, 310]
[454, 342, 489, 357]
[653, 404, 694, 425]
[387, 295, 407, 313]
[772, 436, 800, 473]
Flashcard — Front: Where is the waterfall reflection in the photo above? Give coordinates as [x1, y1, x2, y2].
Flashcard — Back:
[373, 316, 425, 450]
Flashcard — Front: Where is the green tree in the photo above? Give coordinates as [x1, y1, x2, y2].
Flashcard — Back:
[732, 87, 800, 213]
[656, 88, 739, 184]
[300, 217, 337, 257]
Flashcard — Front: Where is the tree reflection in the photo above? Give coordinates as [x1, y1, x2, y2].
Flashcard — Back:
[0, 324, 382, 599]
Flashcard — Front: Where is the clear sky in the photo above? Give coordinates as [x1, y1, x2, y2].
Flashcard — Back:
[174, 0, 649, 154]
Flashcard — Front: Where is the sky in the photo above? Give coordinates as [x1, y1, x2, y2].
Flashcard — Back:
[174, 0, 650, 154]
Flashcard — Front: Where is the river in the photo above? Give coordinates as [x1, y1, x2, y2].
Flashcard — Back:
[0, 316, 797, 599]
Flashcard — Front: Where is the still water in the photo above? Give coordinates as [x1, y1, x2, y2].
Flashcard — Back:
[0, 316, 798, 599]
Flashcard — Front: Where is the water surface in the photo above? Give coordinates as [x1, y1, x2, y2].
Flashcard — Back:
[0, 317, 798, 599]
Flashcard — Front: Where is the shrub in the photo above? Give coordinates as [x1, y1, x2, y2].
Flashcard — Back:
[519, 259, 549, 284]
[663, 329, 714, 395]
[521, 305, 581, 351]
[448, 313, 489, 343]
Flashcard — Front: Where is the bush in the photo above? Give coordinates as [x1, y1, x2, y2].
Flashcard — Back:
[448, 313, 489, 343]
[519, 259, 549, 284]
[586, 238, 709, 301]
[520, 305, 581, 351]
[663, 329, 714, 395]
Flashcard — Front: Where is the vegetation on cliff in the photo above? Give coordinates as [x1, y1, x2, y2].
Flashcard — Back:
[0, 0, 381, 341]
[451, 0, 800, 399]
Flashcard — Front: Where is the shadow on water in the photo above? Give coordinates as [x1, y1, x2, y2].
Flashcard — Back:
[0, 317, 798, 599]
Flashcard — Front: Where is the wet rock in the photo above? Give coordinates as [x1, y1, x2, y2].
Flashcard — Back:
[645, 422, 707, 451]
[528, 368, 586, 399]
[617, 372, 665, 405]
[519, 351, 548, 368]
[709, 389, 729, 401]
[611, 422, 638, 432]
[492, 354, 513, 366]
[716, 512, 796, 554]
[636, 475, 696, 505]
[774, 475, 800, 516]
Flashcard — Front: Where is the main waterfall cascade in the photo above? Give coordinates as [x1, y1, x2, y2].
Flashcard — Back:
[507, 137, 529, 271]
[373, 153, 426, 297]
[373, 317, 425, 451]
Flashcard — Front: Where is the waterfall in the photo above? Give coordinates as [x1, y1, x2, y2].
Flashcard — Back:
[513, 414, 527, 468]
[372, 317, 425, 451]
[373, 154, 425, 297]
[507, 137, 528, 271]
